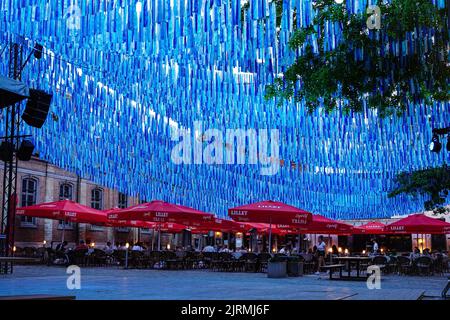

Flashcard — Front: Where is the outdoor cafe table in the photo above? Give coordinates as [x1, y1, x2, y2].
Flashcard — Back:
[334, 256, 372, 281]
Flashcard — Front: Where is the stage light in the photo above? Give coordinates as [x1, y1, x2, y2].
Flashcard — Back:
[429, 134, 442, 153]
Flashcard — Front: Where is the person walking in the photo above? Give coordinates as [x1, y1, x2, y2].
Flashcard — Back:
[315, 236, 326, 275]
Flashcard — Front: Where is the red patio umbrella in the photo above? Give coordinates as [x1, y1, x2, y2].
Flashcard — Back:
[153, 222, 187, 233]
[192, 218, 246, 233]
[296, 214, 354, 235]
[384, 214, 450, 234]
[228, 200, 312, 252]
[108, 200, 213, 249]
[352, 221, 387, 235]
[237, 222, 296, 236]
[16, 200, 107, 242]
[16, 199, 107, 224]
[104, 208, 154, 229]
[228, 200, 312, 225]
[108, 200, 214, 225]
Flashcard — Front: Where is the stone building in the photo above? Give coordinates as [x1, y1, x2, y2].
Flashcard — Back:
[0, 157, 155, 248]
[2, 158, 449, 252]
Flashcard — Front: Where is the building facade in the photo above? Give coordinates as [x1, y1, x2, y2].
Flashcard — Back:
[2, 158, 449, 252]
[0, 157, 156, 248]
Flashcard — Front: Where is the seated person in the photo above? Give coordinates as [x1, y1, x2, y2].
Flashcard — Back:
[131, 242, 144, 251]
[103, 241, 114, 255]
[279, 246, 288, 254]
[75, 240, 88, 250]
[422, 248, 431, 257]
[219, 245, 231, 253]
[55, 241, 68, 252]
[332, 245, 338, 255]
[409, 247, 421, 261]
[202, 245, 216, 253]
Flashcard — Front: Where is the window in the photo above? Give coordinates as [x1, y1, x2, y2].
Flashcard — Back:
[118, 192, 128, 209]
[116, 227, 130, 233]
[59, 183, 73, 200]
[58, 183, 74, 229]
[21, 177, 38, 226]
[90, 188, 104, 231]
[140, 228, 152, 234]
[89, 224, 104, 232]
[91, 188, 103, 210]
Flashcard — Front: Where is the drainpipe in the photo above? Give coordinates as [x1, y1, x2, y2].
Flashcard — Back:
[75, 176, 81, 244]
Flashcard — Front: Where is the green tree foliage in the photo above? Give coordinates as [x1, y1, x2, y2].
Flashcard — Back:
[388, 165, 450, 214]
[265, 0, 449, 117]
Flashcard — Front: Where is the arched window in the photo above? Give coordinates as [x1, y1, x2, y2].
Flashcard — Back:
[59, 183, 74, 229]
[89, 187, 104, 231]
[90, 188, 103, 210]
[118, 192, 128, 209]
[59, 183, 73, 200]
[21, 177, 38, 226]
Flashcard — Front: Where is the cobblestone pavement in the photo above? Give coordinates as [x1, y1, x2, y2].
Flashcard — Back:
[0, 266, 447, 300]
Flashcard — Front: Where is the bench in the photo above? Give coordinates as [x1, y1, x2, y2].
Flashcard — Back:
[321, 264, 345, 280]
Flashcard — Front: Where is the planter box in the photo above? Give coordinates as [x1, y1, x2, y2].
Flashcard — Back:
[267, 261, 287, 278]
[287, 261, 304, 277]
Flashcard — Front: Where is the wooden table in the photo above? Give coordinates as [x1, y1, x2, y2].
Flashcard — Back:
[333, 256, 372, 281]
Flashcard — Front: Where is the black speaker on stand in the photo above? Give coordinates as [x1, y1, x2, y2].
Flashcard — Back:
[17, 140, 35, 161]
[21, 89, 52, 128]
[0, 142, 14, 162]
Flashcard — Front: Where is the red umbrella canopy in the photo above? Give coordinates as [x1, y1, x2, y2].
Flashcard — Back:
[16, 200, 107, 225]
[154, 222, 187, 233]
[384, 214, 450, 234]
[103, 208, 155, 229]
[192, 218, 246, 233]
[352, 221, 387, 235]
[107, 200, 214, 225]
[237, 222, 295, 236]
[228, 200, 312, 226]
[296, 214, 354, 234]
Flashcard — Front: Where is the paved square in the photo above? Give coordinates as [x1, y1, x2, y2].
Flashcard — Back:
[0, 266, 448, 300]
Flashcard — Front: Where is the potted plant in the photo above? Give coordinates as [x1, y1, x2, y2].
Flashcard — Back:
[267, 255, 288, 278]
[287, 256, 304, 277]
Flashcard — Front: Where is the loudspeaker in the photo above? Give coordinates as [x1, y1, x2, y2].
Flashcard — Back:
[22, 89, 52, 128]
[33, 43, 43, 59]
[17, 140, 35, 161]
[0, 141, 14, 162]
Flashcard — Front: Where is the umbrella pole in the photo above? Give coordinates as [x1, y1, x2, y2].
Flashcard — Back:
[297, 231, 301, 253]
[61, 221, 66, 243]
[112, 227, 116, 248]
[151, 228, 155, 251]
[329, 234, 332, 264]
[268, 218, 272, 254]
[158, 224, 161, 251]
